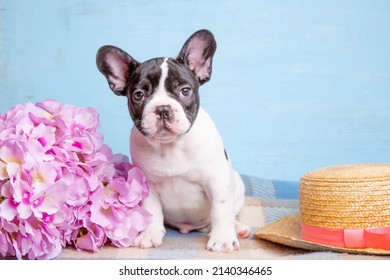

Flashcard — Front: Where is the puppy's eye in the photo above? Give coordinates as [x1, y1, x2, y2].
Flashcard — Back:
[180, 87, 192, 99]
[133, 90, 145, 102]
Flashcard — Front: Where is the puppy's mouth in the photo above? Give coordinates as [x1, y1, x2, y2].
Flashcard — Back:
[136, 102, 194, 142]
[136, 117, 184, 142]
[154, 121, 176, 138]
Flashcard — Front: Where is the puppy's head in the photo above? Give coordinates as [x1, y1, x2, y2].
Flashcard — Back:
[96, 29, 216, 143]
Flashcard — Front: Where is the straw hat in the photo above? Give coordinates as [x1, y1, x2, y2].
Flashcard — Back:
[254, 163, 390, 255]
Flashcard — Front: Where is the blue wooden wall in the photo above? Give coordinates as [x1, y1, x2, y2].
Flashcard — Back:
[1, 0, 389, 181]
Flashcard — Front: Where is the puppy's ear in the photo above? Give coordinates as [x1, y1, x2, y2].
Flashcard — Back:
[177, 29, 217, 85]
[96, 46, 139, 96]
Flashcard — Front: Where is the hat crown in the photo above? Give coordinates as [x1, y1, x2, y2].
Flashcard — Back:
[300, 164, 390, 229]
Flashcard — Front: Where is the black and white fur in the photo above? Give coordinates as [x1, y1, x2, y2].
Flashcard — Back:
[96, 29, 250, 252]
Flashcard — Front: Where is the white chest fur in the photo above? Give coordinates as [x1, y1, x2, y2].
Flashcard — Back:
[130, 108, 233, 229]
[130, 107, 226, 179]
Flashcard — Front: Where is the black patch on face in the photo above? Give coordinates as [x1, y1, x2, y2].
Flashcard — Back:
[165, 59, 200, 126]
[125, 58, 164, 133]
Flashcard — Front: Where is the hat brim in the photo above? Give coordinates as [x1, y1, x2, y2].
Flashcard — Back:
[254, 214, 390, 255]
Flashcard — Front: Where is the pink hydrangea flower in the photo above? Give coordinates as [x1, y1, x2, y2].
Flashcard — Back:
[0, 100, 151, 259]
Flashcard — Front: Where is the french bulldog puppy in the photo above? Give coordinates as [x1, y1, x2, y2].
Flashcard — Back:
[96, 29, 250, 252]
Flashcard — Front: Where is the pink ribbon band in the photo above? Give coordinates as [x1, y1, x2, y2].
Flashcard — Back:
[301, 223, 390, 251]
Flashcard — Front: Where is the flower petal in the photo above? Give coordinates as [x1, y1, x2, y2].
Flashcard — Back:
[0, 198, 18, 221]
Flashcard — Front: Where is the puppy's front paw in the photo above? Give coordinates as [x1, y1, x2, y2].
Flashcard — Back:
[207, 229, 239, 253]
[133, 226, 166, 249]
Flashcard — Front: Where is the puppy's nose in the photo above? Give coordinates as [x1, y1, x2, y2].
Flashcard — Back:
[155, 105, 172, 121]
